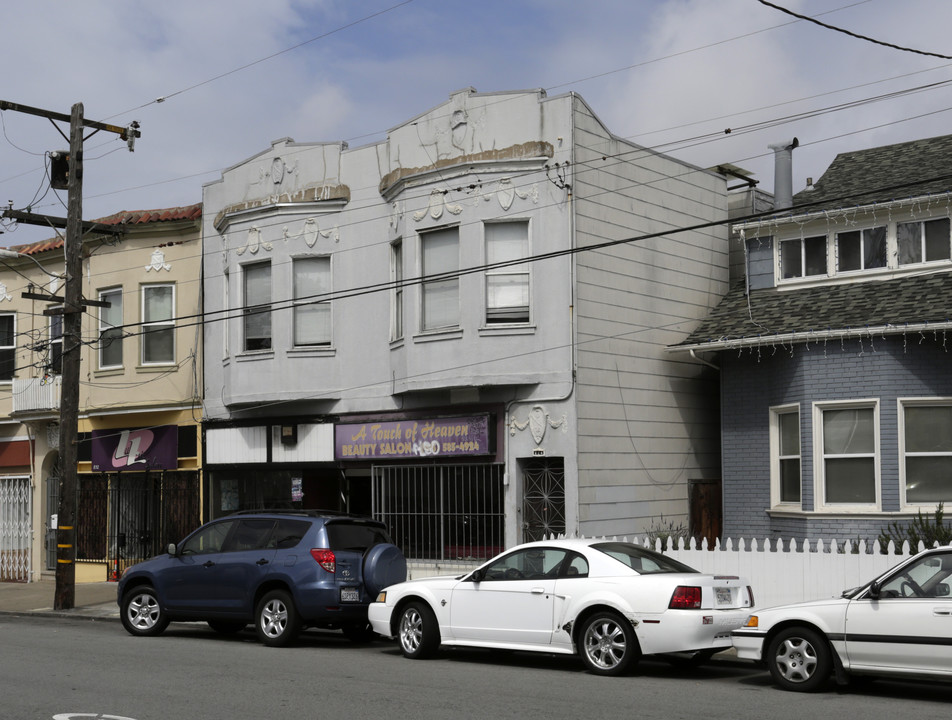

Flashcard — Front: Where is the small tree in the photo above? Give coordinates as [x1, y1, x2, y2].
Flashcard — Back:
[878, 503, 952, 553]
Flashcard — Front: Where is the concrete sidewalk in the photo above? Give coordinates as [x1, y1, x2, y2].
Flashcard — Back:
[0, 577, 119, 620]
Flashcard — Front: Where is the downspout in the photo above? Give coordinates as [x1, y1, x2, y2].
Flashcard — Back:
[689, 348, 719, 370]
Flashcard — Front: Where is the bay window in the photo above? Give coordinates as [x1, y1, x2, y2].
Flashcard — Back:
[243, 262, 271, 351]
[292, 256, 331, 346]
[421, 227, 459, 331]
[485, 221, 530, 323]
[141, 284, 174, 365]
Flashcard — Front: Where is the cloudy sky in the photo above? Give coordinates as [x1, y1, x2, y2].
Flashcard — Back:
[1, 0, 950, 246]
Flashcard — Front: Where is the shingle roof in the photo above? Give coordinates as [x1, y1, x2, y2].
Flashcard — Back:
[771, 134, 952, 218]
[676, 271, 952, 349]
[7, 203, 201, 256]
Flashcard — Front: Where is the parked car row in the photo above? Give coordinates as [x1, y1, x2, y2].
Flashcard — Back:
[117, 511, 952, 692]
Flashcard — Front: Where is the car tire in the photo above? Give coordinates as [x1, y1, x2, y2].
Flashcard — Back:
[766, 626, 832, 692]
[342, 621, 378, 643]
[207, 620, 246, 635]
[120, 585, 170, 637]
[578, 611, 640, 676]
[398, 601, 440, 659]
[255, 589, 301, 647]
[363, 543, 408, 596]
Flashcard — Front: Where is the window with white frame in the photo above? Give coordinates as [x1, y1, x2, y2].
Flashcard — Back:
[48, 310, 62, 374]
[780, 235, 827, 279]
[771, 406, 801, 505]
[897, 217, 951, 266]
[901, 401, 952, 506]
[836, 226, 886, 272]
[141, 284, 175, 364]
[98, 288, 123, 369]
[485, 221, 530, 324]
[816, 402, 878, 507]
[421, 226, 459, 331]
[391, 240, 403, 341]
[292, 256, 331, 346]
[0, 314, 14, 381]
[243, 261, 271, 351]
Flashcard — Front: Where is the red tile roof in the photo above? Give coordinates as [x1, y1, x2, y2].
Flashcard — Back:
[7, 203, 201, 256]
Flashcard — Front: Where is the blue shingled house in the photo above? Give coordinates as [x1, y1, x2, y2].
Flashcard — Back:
[671, 134, 952, 543]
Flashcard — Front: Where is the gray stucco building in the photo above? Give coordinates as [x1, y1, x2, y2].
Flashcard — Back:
[201, 88, 729, 560]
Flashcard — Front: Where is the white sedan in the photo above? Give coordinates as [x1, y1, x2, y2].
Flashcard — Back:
[732, 545, 952, 692]
[368, 538, 754, 676]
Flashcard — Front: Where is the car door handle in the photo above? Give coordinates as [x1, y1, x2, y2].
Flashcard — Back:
[202, 560, 215, 568]
[531, 587, 546, 594]
[934, 607, 952, 616]
[256, 558, 269, 566]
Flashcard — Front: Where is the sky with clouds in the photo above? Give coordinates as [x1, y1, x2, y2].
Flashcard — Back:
[1, 0, 951, 246]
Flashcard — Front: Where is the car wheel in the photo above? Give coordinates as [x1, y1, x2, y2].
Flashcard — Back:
[207, 620, 246, 635]
[342, 621, 378, 643]
[766, 627, 832, 692]
[398, 601, 440, 659]
[579, 611, 640, 676]
[120, 585, 170, 637]
[255, 589, 301, 647]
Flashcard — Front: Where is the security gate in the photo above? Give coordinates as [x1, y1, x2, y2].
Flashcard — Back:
[522, 458, 565, 542]
[49, 471, 199, 580]
[0, 476, 31, 582]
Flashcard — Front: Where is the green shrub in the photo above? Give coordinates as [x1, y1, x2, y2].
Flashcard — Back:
[878, 503, 952, 553]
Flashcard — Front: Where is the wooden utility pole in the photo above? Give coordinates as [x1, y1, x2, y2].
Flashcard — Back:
[53, 103, 85, 610]
[0, 100, 139, 609]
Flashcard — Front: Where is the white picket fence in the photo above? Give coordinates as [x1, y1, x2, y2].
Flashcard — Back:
[406, 537, 947, 610]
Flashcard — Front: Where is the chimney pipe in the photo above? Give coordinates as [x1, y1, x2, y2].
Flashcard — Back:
[769, 137, 798, 209]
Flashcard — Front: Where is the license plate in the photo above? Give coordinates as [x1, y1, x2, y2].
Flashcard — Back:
[340, 587, 360, 603]
[715, 588, 732, 606]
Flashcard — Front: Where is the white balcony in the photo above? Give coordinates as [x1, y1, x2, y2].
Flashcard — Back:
[12, 376, 61, 414]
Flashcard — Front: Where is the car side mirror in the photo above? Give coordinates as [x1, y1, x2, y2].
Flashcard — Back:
[868, 580, 881, 599]
[937, 582, 950, 597]
[469, 568, 485, 583]
[167, 542, 178, 556]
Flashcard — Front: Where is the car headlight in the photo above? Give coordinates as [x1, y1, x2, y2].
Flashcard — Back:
[742, 615, 759, 628]
[375, 591, 387, 603]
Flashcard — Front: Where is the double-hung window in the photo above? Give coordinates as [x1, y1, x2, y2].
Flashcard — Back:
[816, 402, 878, 507]
[141, 284, 174, 365]
[421, 227, 459, 331]
[292, 256, 331, 347]
[0, 314, 14, 381]
[391, 241, 403, 341]
[99, 288, 123, 369]
[485, 221, 530, 323]
[243, 262, 271, 351]
[897, 217, 951, 266]
[771, 406, 801, 505]
[901, 401, 952, 506]
[780, 235, 826, 279]
[836, 226, 886, 272]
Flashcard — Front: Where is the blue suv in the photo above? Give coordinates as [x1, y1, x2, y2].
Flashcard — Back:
[117, 510, 407, 646]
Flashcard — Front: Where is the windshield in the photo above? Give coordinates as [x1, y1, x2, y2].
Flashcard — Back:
[592, 541, 698, 574]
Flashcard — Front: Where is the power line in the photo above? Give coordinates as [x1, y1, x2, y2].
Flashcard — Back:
[758, 0, 952, 60]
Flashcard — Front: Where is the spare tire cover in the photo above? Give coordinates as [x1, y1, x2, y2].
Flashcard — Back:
[363, 543, 408, 595]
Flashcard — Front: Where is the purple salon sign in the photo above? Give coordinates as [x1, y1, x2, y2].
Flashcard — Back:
[336, 415, 490, 460]
[91, 425, 179, 471]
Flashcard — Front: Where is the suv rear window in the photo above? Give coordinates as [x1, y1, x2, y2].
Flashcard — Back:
[326, 522, 393, 551]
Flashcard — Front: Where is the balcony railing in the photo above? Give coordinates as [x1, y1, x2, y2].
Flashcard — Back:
[12, 376, 62, 414]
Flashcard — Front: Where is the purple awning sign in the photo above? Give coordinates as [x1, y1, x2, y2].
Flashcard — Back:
[335, 415, 490, 460]
[91, 425, 179, 471]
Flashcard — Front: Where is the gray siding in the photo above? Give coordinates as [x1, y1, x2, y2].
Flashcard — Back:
[571, 97, 729, 537]
[721, 336, 952, 541]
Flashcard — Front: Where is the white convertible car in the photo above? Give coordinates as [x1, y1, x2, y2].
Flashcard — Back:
[732, 545, 952, 692]
[368, 538, 754, 675]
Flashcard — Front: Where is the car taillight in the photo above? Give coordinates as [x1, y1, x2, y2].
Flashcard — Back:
[310, 548, 336, 573]
[669, 586, 702, 609]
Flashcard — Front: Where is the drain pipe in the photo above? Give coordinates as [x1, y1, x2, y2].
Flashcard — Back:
[689, 348, 719, 370]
